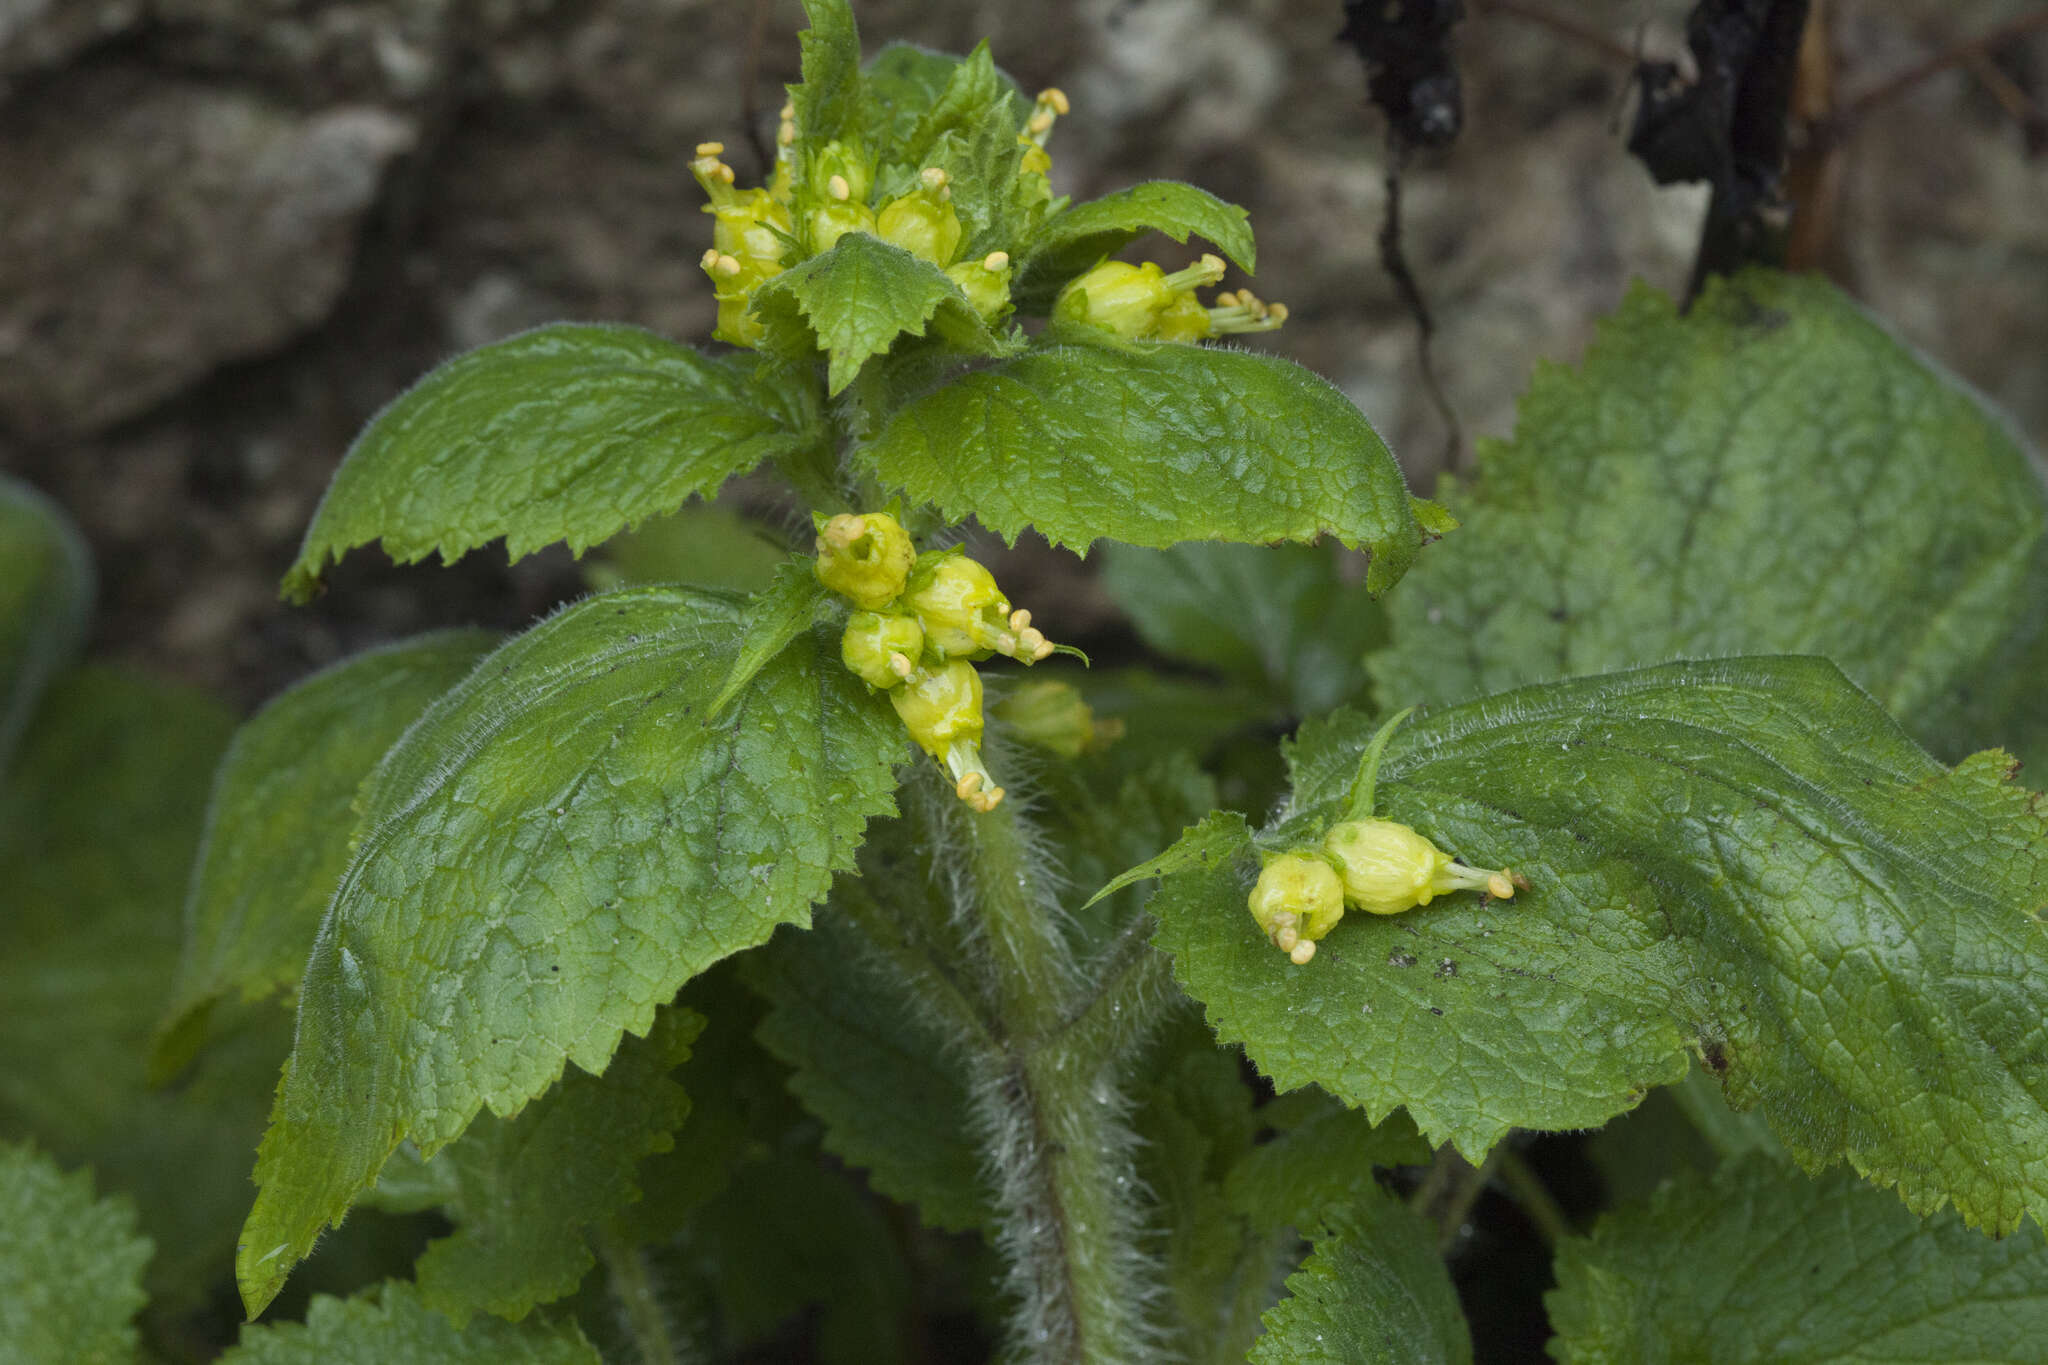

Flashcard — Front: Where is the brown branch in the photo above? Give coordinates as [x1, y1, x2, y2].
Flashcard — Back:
[1471, 0, 1641, 68]
[1831, 8, 2048, 131]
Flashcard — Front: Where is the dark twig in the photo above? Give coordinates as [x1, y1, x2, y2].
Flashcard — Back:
[1377, 134, 1465, 471]
[1829, 8, 2048, 133]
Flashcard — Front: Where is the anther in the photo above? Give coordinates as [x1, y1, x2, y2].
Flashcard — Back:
[888, 651, 914, 677]
[1290, 940, 1317, 965]
[1039, 88, 1071, 115]
[700, 248, 721, 270]
[1275, 924, 1300, 952]
[778, 121, 797, 146]
[1487, 871, 1516, 900]
[984, 251, 1010, 271]
[1027, 110, 1054, 135]
[827, 174, 851, 201]
[956, 772, 984, 801]
[713, 254, 743, 277]
[695, 141, 725, 157]
[1008, 608, 1031, 631]
[919, 167, 949, 190]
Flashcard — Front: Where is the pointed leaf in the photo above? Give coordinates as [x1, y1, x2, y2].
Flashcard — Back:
[791, 0, 863, 153]
[281, 327, 823, 602]
[752, 234, 1013, 395]
[219, 1282, 600, 1364]
[883, 43, 1041, 258]
[1086, 810, 1250, 910]
[857, 336, 1426, 590]
[1154, 657, 2048, 1233]
[0, 1144, 152, 1365]
[154, 630, 497, 1077]
[862, 43, 976, 157]
[1372, 270, 2048, 771]
[1016, 181, 1256, 311]
[1248, 1187, 1473, 1365]
[0, 475, 92, 773]
[706, 560, 827, 719]
[374, 1008, 701, 1323]
[237, 586, 904, 1316]
[1548, 1160, 2048, 1364]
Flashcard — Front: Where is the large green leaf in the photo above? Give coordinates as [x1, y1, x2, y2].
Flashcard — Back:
[791, 0, 863, 155]
[0, 1144, 152, 1365]
[369, 1008, 700, 1323]
[744, 903, 993, 1235]
[219, 1282, 600, 1364]
[281, 327, 822, 602]
[0, 668, 269, 1312]
[1100, 541, 1385, 716]
[858, 334, 1427, 591]
[1371, 270, 2048, 770]
[1015, 181, 1256, 311]
[154, 630, 497, 1077]
[1248, 1187, 1472, 1365]
[752, 234, 1014, 395]
[1149, 657, 2048, 1234]
[1548, 1160, 2048, 1364]
[0, 475, 92, 773]
[237, 585, 905, 1316]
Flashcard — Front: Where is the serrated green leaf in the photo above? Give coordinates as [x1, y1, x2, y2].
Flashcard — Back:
[883, 43, 1040, 258]
[745, 904, 993, 1234]
[752, 234, 1012, 395]
[1248, 1187, 1473, 1365]
[1225, 1093, 1431, 1234]
[153, 630, 497, 1079]
[1100, 541, 1385, 716]
[237, 586, 905, 1317]
[281, 327, 822, 602]
[220, 1281, 600, 1364]
[862, 43, 973, 158]
[707, 559, 828, 719]
[0, 475, 92, 775]
[792, 0, 863, 155]
[1154, 657, 2048, 1234]
[1548, 1159, 2048, 1364]
[0, 667, 278, 1315]
[1085, 810, 1249, 910]
[0, 1144, 152, 1365]
[368, 1007, 700, 1323]
[1371, 270, 2048, 771]
[857, 335, 1425, 590]
[1015, 181, 1256, 311]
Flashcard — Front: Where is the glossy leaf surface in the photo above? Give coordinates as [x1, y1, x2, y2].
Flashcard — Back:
[281, 327, 821, 601]
[238, 586, 904, 1315]
[1151, 658, 2048, 1233]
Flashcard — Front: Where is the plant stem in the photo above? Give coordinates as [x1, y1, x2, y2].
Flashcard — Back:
[595, 1225, 683, 1365]
[963, 799, 1151, 1364]
[1494, 1147, 1572, 1249]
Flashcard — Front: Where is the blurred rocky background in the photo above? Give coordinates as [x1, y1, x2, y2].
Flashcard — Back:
[2, 0, 2043, 707]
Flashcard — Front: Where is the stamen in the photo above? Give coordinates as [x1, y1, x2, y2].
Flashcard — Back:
[778, 121, 797, 146]
[887, 651, 914, 678]
[1290, 940, 1317, 965]
[983, 251, 1010, 272]
[1039, 88, 1071, 116]
[920, 167, 949, 191]
[713, 254, 743, 277]
[700, 248, 721, 270]
[695, 141, 725, 157]
[1027, 110, 1054, 135]
[956, 772, 984, 801]
[1016, 626, 1046, 658]
[827, 174, 851, 201]
[1487, 871, 1516, 900]
[1008, 608, 1031, 631]
[1275, 924, 1300, 952]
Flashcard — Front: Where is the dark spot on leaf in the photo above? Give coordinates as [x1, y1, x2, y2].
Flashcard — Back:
[1389, 951, 1418, 968]
[1702, 1038, 1729, 1074]
[1429, 1006, 1444, 1016]
[1548, 606, 1569, 622]
[1435, 958, 1458, 979]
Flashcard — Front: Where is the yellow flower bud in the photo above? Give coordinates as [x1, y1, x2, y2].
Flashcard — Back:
[992, 679, 1121, 758]
[1321, 818, 1515, 917]
[840, 610, 925, 690]
[876, 182, 964, 266]
[901, 551, 1012, 658]
[891, 660, 1005, 812]
[814, 512, 915, 610]
[1053, 255, 1227, 341]
[1247, 852, 1346, 965]
[945, 251, 1014, 321]
[809, 199, 878, 254]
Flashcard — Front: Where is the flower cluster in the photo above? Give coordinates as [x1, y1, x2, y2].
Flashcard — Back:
[690, 87, 1073, 348]
[1053, 253, 1288, 342]
[815, 512, 1067, 812]
[1248, 823, 1518, 967]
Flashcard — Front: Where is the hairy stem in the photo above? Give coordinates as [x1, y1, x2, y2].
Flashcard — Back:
[595, 1225, 683, 1365]
[963, 800, 1153, 1364]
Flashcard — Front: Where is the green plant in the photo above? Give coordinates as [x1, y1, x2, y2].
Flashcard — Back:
[6, 2, 2048, 1360]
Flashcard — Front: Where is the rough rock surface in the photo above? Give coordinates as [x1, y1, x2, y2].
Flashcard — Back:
[0, 0, 2040, 706]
